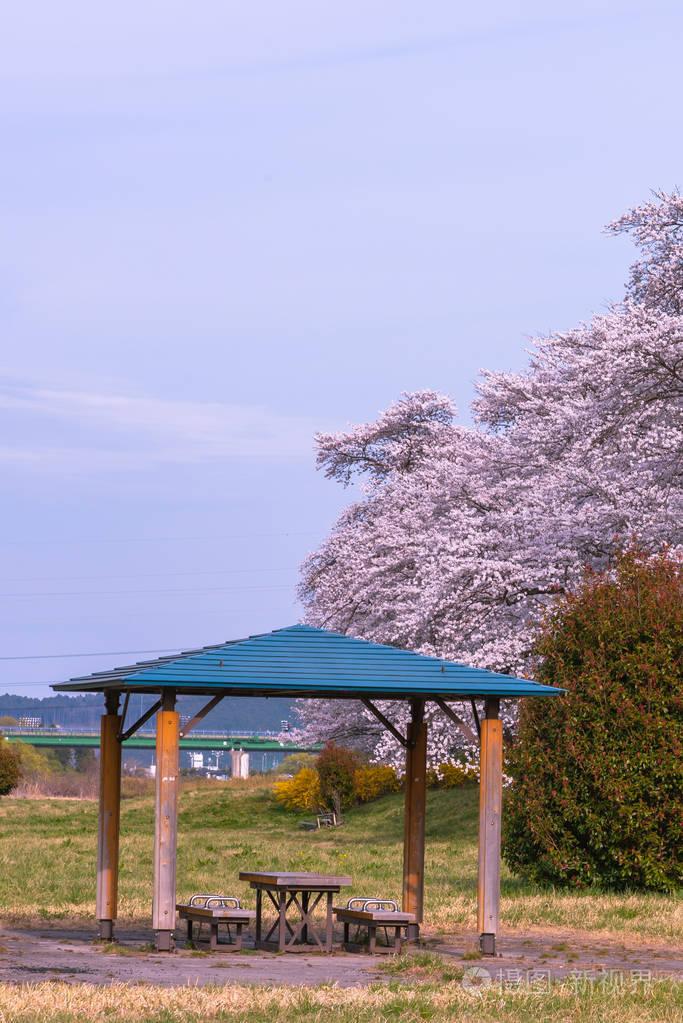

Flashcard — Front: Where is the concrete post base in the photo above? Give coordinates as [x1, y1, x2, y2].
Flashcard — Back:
[155, 930, 174, 952]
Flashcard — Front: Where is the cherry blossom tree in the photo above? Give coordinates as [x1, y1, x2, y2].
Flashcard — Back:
[606, 188, 683, 313]
[291, 192, 683, 770]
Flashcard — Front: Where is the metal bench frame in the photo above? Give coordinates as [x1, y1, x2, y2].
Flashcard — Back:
[333, 898, 416, 954]
[176, 894, 255, 952]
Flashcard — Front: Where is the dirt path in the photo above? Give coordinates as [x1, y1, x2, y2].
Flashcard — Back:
[433, 930, 682, 986]
[0, 926, 679, 989]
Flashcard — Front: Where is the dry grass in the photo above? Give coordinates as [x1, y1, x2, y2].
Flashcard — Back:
[10, 771, 262, 801]
[11, 774, 99, 800]
[0, 778, 680, 942]
[0, 978, 679, 1023]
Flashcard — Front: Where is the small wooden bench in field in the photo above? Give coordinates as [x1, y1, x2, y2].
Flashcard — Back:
[333, 898, 416, 954]
[299, 811, 343, 831]
[176, 894, 255, 951]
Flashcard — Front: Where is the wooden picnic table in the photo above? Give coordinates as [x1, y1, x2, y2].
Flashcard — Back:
[239, 871, 352, 953]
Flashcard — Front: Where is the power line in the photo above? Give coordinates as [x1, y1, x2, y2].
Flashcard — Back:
[0, 603, 301, 628]
[1, 530, 318, 546]
[0, 647, 184, 662]
[0, 584, 294, 599]
[4, 566, 298, 584]
[0, 609, 302, 680]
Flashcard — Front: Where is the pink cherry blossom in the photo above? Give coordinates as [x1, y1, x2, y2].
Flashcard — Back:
[289, 192, 683, 773]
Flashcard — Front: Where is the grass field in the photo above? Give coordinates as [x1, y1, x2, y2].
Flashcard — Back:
[0, 776, 678, 941]
[0, 975, 681, 1023]
[0, 777, 680, 1022]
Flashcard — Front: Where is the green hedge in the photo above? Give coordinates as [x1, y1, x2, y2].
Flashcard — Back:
[503, 548, 682, 891]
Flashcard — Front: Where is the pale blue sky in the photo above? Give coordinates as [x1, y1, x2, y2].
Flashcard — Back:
[2, 1, 682, 697]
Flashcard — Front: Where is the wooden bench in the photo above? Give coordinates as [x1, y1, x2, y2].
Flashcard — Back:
[333, 898, 416, 954]
[176, 894, 255, 951]
[299, 811, 342, 832]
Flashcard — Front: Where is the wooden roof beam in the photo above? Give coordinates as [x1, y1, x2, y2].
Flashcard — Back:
[360, 697, 412, 749]
[433, 697, 479, 745]
[179, 694, 224, 738]
[470, 699, 481, 739]
[118, 698, 162, 742]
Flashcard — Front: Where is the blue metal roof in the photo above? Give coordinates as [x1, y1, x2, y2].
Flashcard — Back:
[52, 625, 561, 700]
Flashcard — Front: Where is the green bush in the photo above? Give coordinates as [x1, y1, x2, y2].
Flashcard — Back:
[317, 742, 360, 816]
[13, 742, 63, 777]
[276, 752, 318, 775]
[0, 738, 21, 795]
[503, 548, 682, 891]
[74, 747, 97, 773]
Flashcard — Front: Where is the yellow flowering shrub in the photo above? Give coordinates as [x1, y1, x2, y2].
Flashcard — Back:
[437, 761, 475, 787]
[273, 767, 322, 812]
[426, 761, 478, 789]
[274, 763, 402, 813]
[353, 765, 400, 803]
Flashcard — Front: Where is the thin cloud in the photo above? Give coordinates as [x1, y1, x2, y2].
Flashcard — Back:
[0, 377, 320, 472]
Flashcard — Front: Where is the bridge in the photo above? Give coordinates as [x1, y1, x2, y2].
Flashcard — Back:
[2, 729, 319, 754]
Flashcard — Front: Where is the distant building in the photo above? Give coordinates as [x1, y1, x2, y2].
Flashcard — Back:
[18, 716, 42, 728]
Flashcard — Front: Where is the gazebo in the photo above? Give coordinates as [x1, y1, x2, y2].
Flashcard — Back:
[53, 624, 562, 954]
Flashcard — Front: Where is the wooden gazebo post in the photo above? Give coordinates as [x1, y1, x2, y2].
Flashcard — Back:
[152, 690, 180, 951]
[402, 697, 427, 940]
[96, 690, 122, 941]
[477, 696, 503, 955]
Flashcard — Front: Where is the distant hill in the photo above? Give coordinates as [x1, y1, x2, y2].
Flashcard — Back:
[0, 692, 295, 733]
